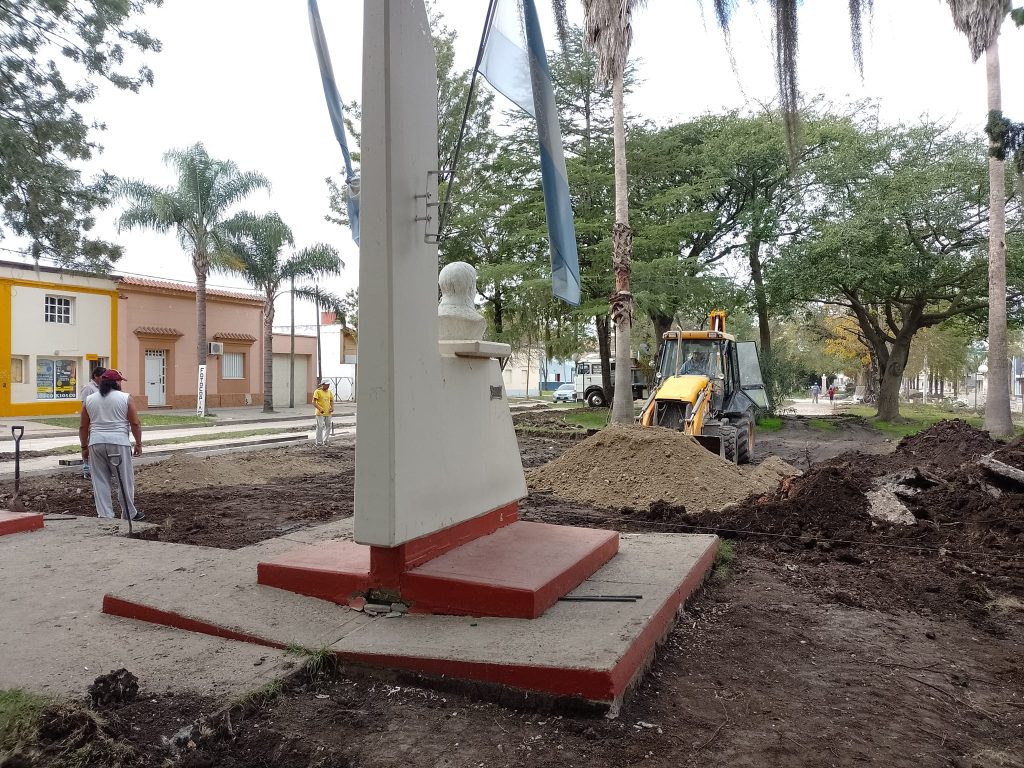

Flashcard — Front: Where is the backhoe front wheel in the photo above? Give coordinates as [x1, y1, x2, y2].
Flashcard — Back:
[721, 425, 739, 464]
[736, 416, 755, 464]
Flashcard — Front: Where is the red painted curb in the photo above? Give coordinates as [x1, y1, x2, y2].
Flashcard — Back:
[0, 512, 44, 537]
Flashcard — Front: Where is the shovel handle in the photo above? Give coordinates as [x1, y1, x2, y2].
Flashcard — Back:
[11, 426, 23, 442]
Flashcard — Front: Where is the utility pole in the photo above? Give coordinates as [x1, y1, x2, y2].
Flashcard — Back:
[289, 275, 296, 409]
[315, 290, 323, 384]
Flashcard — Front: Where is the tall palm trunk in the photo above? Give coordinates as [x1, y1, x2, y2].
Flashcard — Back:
[984, 38, 1013, 438]
[262, 297, 275, 413]
[610, 70, 634, 424]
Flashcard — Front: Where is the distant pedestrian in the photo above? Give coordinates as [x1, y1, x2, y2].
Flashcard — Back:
[828, 385, 837, 407]
[79, 366, 106, 479]
[313, 381, 334, 446]
[79, 370, 143, 520]
[810, 383, 820, 403]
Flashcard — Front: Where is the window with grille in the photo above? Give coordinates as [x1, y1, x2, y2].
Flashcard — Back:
[10, 356, 26, 384]
[44, 295, 72, 324]
[222, 352, 244, 379]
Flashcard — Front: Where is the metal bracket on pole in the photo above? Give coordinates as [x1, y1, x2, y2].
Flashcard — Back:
[418, 170, 453, 245]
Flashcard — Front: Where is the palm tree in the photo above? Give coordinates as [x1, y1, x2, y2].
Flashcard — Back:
[222, 212, 342, 412]
[578, 0, 646, 425]
[117, 143, 270, 380]
[948, 0, 1014, 438]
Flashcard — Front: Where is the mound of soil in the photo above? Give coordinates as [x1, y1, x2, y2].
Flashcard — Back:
[527, 424, 799, 513]
[655, 420, 1023, 627]
[896, 418, 998, 470]
[993, 434, 1024, 470]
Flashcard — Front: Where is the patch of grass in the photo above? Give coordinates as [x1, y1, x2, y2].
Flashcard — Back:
[241, 679, 284, 709]
[755, 415, 783, 432]
[846, 403, 991, 438]
[35, 414, 213, 429]
[286, 645, 338, 679]
[562, 410, 609, 431]
[711, 539, 736, 584]
[51, 426, 303, 456]
[0, 695, 135, 768]
[0, 689, 47, 754]
[808, 418, 839, 432]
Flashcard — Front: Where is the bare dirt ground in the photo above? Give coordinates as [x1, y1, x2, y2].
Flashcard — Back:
[2, 413, 1022, 768]
[756, 414, 895, 469]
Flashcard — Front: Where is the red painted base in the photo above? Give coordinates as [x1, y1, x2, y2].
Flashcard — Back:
[0, 511, 44, 537]
[401, 522, 619, 618]
[257, 504, 620, 619]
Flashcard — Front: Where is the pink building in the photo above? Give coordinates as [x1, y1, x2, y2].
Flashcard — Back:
[116, 276, 318, 410]
[117, 277, 267, 409]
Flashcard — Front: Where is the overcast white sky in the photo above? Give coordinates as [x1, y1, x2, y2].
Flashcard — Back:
[6, 0, 1023, 330]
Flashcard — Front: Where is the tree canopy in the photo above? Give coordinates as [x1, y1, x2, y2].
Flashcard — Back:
[1, 0, 161, 270]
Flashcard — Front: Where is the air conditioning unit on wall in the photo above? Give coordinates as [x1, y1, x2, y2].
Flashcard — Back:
[208, 342, 224, 356]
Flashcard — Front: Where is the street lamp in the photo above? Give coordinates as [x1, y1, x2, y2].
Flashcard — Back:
[976, 363, 988, 410]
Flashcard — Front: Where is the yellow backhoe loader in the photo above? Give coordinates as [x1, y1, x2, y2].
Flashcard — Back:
[639, 311, 768, 463]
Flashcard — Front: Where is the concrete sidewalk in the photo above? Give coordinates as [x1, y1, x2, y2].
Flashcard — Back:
[0, 517, 294, 700]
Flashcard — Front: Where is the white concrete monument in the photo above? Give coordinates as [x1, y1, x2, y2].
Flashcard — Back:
[353, 0, 526, 550]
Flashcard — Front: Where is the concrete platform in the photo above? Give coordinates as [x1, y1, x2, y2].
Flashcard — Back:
[0, 517, 296, 700]
[102, 519, 718, 711]
[0, 510, 43, 536]
[258, 520, 620, 619]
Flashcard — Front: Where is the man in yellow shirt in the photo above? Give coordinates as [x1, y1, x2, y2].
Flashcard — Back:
[313, 381, 334, 446]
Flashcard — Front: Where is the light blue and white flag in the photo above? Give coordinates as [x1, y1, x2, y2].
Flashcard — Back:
[308, 0, 360, 245]
[479, 0, 581, 306]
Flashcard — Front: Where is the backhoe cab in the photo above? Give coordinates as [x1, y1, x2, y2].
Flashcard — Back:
[638, 311, 768, 463]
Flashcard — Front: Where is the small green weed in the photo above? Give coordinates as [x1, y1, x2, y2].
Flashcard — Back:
[242, 679, 284, 709]
[711, 539, 736, 583]
[286, 645, 337, 679]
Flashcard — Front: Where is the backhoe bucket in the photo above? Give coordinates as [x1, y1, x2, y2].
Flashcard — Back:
[694, 433, 723, 458]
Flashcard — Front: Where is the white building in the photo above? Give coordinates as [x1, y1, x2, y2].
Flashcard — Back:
[1, 261, 118, 417]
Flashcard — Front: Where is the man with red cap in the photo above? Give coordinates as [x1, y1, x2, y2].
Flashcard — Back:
[79, 369, 144, 520]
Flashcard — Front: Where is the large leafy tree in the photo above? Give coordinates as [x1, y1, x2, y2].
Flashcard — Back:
[0, 0, 161, 270]
[222, 212, 342, 412]
[116, 143, 270, 377]
[773, 122, 1024, 420]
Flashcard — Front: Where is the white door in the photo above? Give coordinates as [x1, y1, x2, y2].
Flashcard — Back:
[145, 350, 166, 406]
[272, 353, 308, 408]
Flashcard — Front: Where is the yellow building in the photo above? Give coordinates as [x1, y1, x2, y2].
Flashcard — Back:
[0, 261, 118, 417]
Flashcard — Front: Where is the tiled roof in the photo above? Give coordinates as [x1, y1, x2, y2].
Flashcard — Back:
[134, 326, 183, 337]
[118, 276, 263, 302]
[213, 331, 258, 343]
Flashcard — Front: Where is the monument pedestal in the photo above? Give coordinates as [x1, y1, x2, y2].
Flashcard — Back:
[257, 503, 619, 619]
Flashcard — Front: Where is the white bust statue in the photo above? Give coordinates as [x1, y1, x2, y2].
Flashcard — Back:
[438, 261, 486, 341]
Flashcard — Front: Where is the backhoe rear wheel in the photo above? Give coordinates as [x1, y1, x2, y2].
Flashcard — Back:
[736, 416, 755, 464]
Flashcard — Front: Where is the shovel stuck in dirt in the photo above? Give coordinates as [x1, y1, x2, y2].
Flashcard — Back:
[9, 426, 27, 514]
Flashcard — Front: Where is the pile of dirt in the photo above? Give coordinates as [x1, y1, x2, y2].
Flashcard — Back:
[993, 434, 1024, 470]
[677, 420, 1024, 627]
[895, 418, 998, 470]
[527, 424, 799, 513]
